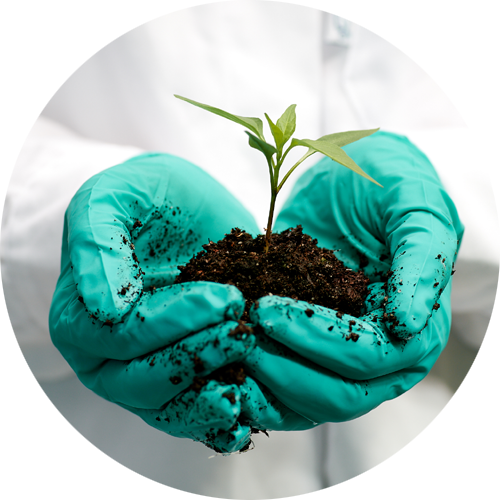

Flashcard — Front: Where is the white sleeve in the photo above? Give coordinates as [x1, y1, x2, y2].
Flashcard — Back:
[1, 116, 142, 381]
[406, 116, 500, 357]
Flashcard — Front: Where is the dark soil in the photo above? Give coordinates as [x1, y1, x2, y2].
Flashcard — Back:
[174, 226, 370, 450]
[175, 225, 369, 322]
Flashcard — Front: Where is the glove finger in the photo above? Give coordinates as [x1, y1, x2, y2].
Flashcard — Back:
[243, 333, 443, 424]
[119, 381, 242, 440]
[384, 211, 459, 339]
[204, 422, 253, 455]
[50, 278, 245, 360]
[65, 153, 259, 323]
[239, 376, 317, 431]
[250, 286, 449, 380]
[351, 133, 462, 338]
[78, 321, 255, 409]
[123, 382, 254, 455]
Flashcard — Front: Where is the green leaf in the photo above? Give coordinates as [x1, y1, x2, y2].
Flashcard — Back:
[315, 128, 379, 147]
[264, 105, 297, 155]
[291, 137, 382, 187]
[174, 94, 265, 139]
[245, 131, 277, 162]
[264, 113, 284, 154]
[276, 104, 297, 145]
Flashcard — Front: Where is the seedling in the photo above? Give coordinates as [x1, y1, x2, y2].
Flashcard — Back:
[174, 95, 382, 252]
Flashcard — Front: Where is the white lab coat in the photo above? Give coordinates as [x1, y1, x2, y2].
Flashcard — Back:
[2, 3, 498, 498]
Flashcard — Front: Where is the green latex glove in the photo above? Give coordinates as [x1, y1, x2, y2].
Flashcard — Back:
[49, 152, 259, 452]
[243, 131, 464, 424]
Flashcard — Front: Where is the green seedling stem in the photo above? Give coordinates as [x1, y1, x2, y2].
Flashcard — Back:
[174, 94, 382, 252]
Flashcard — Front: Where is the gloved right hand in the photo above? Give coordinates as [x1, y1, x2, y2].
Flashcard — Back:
[49, 152, 259, 452]
[241, 131, 464, 425]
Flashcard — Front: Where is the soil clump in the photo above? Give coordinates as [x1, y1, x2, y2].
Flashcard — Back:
[175, 225, 369, 322]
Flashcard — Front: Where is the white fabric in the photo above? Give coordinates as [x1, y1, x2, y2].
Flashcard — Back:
[2, 118, 141, 380]
[1, 2, 498, 497]
[41, 2, 324, 228]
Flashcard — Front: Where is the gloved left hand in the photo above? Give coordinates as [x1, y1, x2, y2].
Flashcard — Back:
[242, 131, 464, 424]
[49, 152, 259, 452]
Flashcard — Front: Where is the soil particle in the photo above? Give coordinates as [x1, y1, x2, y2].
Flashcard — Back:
[238, 440, 253, 453]
[212, 363, 247, 386]
[346, 332, 360, 342]
[251, 428, 270, 437]
[192, 354, 205, 374]
[228, 321, 253, 340]
[190, 376, 206, 393]
[190, 363, 248, 393]
[223, 392, 236, 405]
[305, 308, 314, 317]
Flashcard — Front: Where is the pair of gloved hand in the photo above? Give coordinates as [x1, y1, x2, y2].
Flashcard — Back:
[49, 131, 463, 453]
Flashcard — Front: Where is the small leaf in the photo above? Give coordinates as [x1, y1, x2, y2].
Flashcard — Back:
[175, 95, 265, 139]
[291, 138, 382, 187]
[315, 128, 379, 148]
[246, 131, 277, 162]
[265, 113, 284, 153]
[276, 104, 297, 145]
